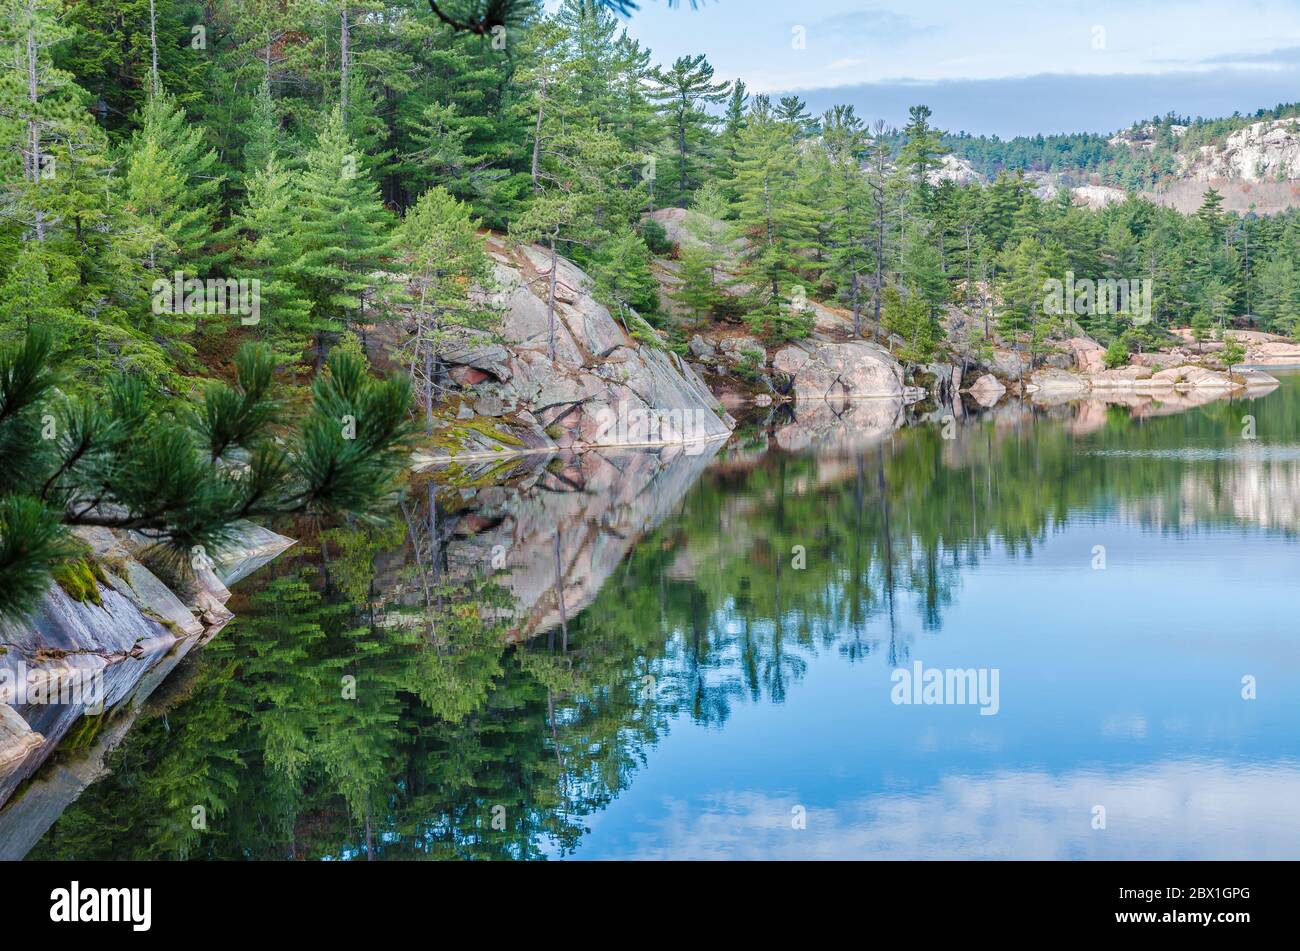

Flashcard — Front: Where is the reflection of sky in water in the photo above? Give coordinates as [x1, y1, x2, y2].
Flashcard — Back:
[560, 518, 1300, 859]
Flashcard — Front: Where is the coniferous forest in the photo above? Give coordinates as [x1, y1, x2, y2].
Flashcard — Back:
[4, 0, 1300, 882]
[5, 0, 1300, 615]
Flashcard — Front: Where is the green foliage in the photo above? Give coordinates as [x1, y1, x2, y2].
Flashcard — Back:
[0, 329, 414, 619]
[235, 155, 316, 363]
[0, 496, 77, 618]
[673, 243, 721, 326]
[286, 109, 395, 358]
[123, 92, 229, 278]
[881, 286, 941, 362]
[726, 96, 821, 323]
[1104, 337, 1129, 369]
[650, 53, 729, 207]
[640, 217, 673, 255]
[394, 185, 498, 424]
[590, 226, 661, 326]
[1221, 334, 1246, 367]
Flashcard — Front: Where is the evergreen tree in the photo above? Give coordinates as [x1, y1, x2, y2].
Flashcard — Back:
[897, 104, 948, 211]
[819, 105, 873, 337]
[0, 0, 83, 243]
[292, 108, 395, 360]
[122, 92, 229, 277]
[591, 226, 661, 332]
[235, 155, 316, 363]
[0, 328, 414, 620]
[650, 53, 729, 208]
[394, 186, 496, 431]
[725, 96, 819, 342]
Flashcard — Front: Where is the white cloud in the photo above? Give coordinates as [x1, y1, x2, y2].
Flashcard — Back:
[614, 760, 1300, 859]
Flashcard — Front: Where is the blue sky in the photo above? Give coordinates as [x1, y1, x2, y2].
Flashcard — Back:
[596, 0, 1300, 137]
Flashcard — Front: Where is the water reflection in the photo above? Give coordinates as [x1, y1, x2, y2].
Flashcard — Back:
[15, 377, 1300, 859]
[611, 761, 1300, 860]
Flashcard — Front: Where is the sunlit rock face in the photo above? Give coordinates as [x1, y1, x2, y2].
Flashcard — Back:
[429, 444, 723, 641]
[772, 339, 904, 401]
[420, 238, 734, 459]
[1184, 118, 1300, 181]
[0, 523, 293, 812]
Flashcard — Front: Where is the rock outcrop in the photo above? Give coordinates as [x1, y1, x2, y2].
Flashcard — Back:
[421, 239, 734, 459]
[1025, 365, 1279, 400]
[1071, 184, 1128, 210]
[772, 339, 904, 401]
[1066, 336, 1106, 374]
[1183, 118, 1300, 182]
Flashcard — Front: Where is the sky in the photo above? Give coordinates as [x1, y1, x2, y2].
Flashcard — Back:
[602, 0, 1300, 137]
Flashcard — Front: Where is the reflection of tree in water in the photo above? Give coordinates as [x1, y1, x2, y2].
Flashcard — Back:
[31, 485, 669, 860]
[591, 388, 1300, 728]
[29, 382, 1300, 858]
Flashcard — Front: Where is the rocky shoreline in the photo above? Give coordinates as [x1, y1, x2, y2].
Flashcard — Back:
[0, 524, 293, 825]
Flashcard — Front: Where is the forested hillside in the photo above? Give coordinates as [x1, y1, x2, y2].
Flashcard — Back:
[4, 0, 1299, 395]
[944, 103, 1300, 191]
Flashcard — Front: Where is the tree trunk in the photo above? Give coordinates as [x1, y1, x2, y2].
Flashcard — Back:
[423, 346, 435, 436]
[25, 15, 44, 242]
[547, 235, 559, 360]
[849, 253, 861, 338]
[530, 88, 545, 194]
[148, 0, 159, 97]
[677, 117, 688, 208]
[340, 4, 350, 115]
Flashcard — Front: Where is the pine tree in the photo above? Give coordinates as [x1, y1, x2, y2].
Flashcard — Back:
[239, 79, 280, 181]
[0, 328, 414, 620]
[897, 104, 948, 206]
[650, 53, 729, 208]
[56, 0, 209, 128]
[292, 108, 395, 361]
[819, 105, 873, 337]
[713, 78, 748, 193]
[510, 120, 637, 358]
[235, 156, 316, 363]
[591, 226, 660, 332]
[673, 243, 719, 328]
[996, 236, 1052, 368]
[775, 95, 818, 141]
[122, 92, 229, 277]
[0, 0, 84, 244]
[394, 186, 496, 431]
[725, 96, 819, 342]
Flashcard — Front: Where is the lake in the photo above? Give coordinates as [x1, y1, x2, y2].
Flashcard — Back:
[15, 373, 1300, 860]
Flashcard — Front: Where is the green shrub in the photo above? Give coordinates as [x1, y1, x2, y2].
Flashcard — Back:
[640, 218, 674, 255]
[1103, 338, 1129, 369]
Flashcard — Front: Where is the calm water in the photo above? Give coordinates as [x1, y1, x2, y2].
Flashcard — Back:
[16, 374, 1300, 860]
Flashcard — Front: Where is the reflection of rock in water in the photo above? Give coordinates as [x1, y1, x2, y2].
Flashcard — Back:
[434, 444, 724, 641]
[774, 398, 907, 454]
[0, 524, 293, 857]
[1119, 452, 1300, 532]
